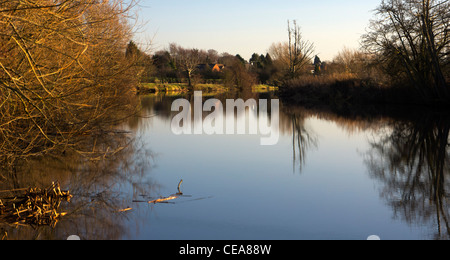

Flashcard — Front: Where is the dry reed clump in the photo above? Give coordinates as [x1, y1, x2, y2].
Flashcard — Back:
[0, 182, 72, 228]
[284, 73, 360, 88]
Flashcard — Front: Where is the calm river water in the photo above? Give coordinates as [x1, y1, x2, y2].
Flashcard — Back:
[2, 92, 449, 240]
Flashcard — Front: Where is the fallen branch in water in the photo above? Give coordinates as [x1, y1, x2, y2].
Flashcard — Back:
[148, 179, 184, 204]
[117, 207, 133, 213]
[148, 195, 179, 204]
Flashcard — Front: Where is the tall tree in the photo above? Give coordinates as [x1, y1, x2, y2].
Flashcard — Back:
[223, 57, 257, 90]
[250, 53, 261, 68]
[207, 49, 219, 64]
[287, 20, 315, 78]
[169, 43, 201, 87]
[235, 54, 247, 65]
[362, 0, 449, 101]
[314, 56, 322, 76]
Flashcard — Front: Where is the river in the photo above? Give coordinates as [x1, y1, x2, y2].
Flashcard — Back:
[1, 92, 449, 240]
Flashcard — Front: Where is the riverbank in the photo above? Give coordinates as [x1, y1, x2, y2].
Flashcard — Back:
[136, 83, 277, 95]
[136, 83, 226, 94]
[278, 76, 450, 113]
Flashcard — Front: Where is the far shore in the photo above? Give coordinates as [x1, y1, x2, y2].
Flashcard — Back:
[136, 83, 278, 95]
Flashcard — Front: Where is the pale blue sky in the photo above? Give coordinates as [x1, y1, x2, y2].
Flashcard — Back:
[135, 0, 381, 61]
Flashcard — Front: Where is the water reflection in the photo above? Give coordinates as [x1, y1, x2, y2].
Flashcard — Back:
[365, 114, 450, 239]
[281, 104, 450, 239]
[2, 91, 450, 240]
[0, 129, 154, 240]
[285, 108, 318, 173]
[135, 93, 318, 172]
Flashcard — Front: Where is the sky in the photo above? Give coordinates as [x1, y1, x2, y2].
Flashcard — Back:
[134, 0, 381, 61]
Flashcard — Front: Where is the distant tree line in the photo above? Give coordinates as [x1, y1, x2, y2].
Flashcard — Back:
[133, 43, 260, 89]
[132, 1, 449, 104]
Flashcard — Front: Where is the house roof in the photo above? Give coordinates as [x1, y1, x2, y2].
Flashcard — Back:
[197, 64, 225, 71]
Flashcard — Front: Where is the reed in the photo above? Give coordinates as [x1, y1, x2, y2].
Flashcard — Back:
[279, 73, 438, 107]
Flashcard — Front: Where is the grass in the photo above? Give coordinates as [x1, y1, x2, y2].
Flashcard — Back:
[137, 83, 231, 94]
[137, 83, 277, 95]
[137, 83, 188, 94]
[252, 84, 279, 93]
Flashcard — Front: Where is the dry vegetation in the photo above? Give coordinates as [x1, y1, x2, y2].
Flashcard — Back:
[281, 0, 449, 106]
[0, 0, 140, 171]
[0, 182, 72, 228]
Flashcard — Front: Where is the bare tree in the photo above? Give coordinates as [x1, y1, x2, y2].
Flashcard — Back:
[0, 0, 140, 169]
[268, 21, 315, 79]
[362, 0, 449, 101]
[268, 42, 291, 73]
[287, 20, 315, 78]
[332, 47, 382, 79]
[169, 43, 201, 87]
[207, 49, 219, 64]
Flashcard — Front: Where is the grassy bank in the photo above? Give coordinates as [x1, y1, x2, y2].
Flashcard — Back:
[137, 83, 230, 94]
[252, 85, 279, 93]
[137, 83, 188, 94]
[137, 83, 277, 95]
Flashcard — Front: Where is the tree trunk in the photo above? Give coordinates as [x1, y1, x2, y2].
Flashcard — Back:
[187, 70, 192, 87]
[421, 13, 448, 100]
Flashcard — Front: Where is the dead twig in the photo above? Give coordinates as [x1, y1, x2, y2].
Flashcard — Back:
[148, 179, 184, 204]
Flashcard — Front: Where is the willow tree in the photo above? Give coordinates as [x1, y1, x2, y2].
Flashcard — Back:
[362, 0, 449, 102]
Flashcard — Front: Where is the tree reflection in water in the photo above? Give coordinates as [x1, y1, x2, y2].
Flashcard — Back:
[0, 130, 155, 240]
[290, 112, 318, 173]
[4, 91, 448, 240]
[365, 115, 450, 239]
